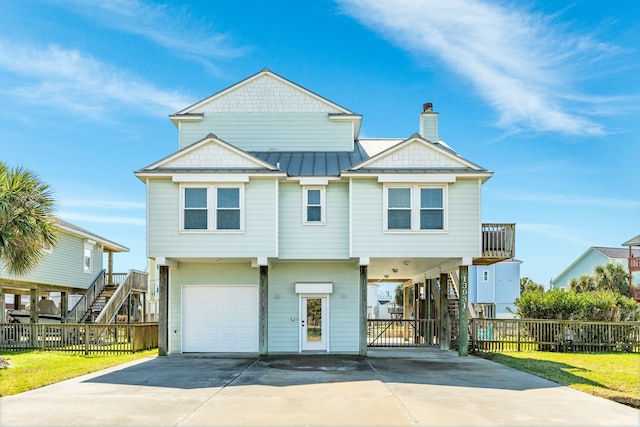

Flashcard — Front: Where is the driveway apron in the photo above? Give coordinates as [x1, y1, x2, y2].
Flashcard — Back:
[1, 349, 637, 426]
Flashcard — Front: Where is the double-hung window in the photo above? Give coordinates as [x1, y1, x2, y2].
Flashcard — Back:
[385, 185, 446, 231]
[303, 186, 325, 224]
[182, 185, 243, 231]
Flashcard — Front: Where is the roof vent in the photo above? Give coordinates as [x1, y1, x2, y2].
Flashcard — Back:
[423, 102, 433, 112]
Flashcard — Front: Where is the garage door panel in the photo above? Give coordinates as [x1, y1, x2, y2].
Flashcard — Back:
[182, 286, 258, 352]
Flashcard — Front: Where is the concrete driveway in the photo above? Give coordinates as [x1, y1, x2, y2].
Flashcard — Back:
[1, 349, 637, 426]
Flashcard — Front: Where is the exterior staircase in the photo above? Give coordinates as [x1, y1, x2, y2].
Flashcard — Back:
[64, 270, 148, 324]
[78, 285, 118, 323]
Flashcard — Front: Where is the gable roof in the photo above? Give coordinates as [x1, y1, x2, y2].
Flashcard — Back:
[171, 68, 355, 117]
[346, 134, 491, 180]
[56, 218, 128, 253]
[623, 234, 640, 247]
[135, 134, 279, 176]
[593, 247, 640, 259]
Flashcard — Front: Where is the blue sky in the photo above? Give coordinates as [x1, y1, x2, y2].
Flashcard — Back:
[1, 0, 638, 288]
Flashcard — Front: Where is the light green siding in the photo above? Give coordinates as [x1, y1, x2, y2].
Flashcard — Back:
[147, 177, 277, 258]
[350, 178, 481, 258]
[268, 261, 360, 353]
[278, 182, 350, 260]
[168, 262, 259, 354]
[0, 230, 103, 290]
[178, 113, 353, 152]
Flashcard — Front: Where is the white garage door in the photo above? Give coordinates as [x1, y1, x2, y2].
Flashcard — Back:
[182, 286, 258, 352]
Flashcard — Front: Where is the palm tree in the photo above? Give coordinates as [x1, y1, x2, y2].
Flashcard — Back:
[569, 274, 597, 293]
[0, 162, 57, 275]
[594, 263, 630, 297]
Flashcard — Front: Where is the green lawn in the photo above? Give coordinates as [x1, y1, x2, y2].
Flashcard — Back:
[0, 350, 157, 396]
[481, 351, 640, 409]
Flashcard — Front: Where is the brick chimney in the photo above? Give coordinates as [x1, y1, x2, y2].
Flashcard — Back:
[419, 102, 438, 143]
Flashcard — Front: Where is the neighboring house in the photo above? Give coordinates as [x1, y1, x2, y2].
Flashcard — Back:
[135, 69, 514, 355]
[469, 259, 521, 318]
[0, 218, 129, 322]
[551, 246, 640, 290]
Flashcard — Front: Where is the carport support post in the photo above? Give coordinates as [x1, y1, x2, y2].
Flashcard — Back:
[259, 265, 268, 356]
[30, 288, 38, 324]
[158, 265, 169, 356]
[458, 265, 469, 356]
[439, 273, 449, 351]
[359, 258, 369, 356]
[60, 291, 68, 320]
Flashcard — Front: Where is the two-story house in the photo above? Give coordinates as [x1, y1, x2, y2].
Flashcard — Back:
[136, 69, 514, 356]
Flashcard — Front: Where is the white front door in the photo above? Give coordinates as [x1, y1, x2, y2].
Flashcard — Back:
[300, 296, 328, 351]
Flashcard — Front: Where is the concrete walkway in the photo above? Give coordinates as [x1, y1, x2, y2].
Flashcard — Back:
[1, 349, 637, 426]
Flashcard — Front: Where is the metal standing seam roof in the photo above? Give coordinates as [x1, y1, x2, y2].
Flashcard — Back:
[250, 142, 370, 177]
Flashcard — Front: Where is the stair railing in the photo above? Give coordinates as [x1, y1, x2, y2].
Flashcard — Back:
[63, 270, 106, 323]
[94, 270, 148, 324]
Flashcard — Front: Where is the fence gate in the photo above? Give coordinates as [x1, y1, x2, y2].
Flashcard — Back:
[367, 319, 439, 347]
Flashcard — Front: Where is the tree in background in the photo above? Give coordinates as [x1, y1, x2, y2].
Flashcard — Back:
[520, 277, 544, 294]
[569, 263, 630, 297]
[0, 162, 57, 275]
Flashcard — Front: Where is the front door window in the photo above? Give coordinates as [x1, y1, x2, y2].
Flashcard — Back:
[301, 296, 328, 351]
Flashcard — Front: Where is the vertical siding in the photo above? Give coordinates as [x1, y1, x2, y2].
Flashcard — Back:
[0, 230, 103, 290]
[268, 261, 360, 353]
[350, 178, 481, 258]
[278, 182, 350, 259]
[179, 113, 353, 152]
[147, 177, 277, 258]
[168, 262, 259, 354]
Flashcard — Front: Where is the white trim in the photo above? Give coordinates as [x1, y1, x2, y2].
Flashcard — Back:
[383, 184, 448, 232]
[302, 186, 325, 225]
[299, 178, 329, 186]
[172, 174, 250, 183]
[180, 184, 245, 232]
[295, 283, 333, 294]
[378, 174, 456, 183]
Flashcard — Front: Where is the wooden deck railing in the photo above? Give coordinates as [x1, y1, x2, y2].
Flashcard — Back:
[0, 323, 158, 355]
[470, 319, 640, 353]
[95, 270, 148, 324]
[481, 223, 515, 259]
[63, 270, 107, 323]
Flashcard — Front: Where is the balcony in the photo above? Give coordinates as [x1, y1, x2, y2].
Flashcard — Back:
[474, 223, 516, 265]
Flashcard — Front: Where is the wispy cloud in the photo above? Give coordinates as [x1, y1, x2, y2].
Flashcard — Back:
[518, 223, 593, 247]
[62, 199, 146, 210]
[58, 211, 145, 226]
[0, 39, 191, 117]
[490, 191, 640, 210]
[47, 0, 247, 72]
[338, 0, 621, 136]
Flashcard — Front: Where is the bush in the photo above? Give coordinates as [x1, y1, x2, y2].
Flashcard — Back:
[516, 289, 639, 321]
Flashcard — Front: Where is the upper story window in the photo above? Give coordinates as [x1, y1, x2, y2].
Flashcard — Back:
[385, 185, 446, 231]
[182, 185, 244, 231]
[303, 186, 325, 224]
[83, 243, 93, 272]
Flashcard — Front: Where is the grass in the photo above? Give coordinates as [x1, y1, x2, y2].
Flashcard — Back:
[480, 351, 640, 409]
[0, 349, 157, 396]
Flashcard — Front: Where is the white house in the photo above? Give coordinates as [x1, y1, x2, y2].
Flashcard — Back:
[135, 69, 515, 356]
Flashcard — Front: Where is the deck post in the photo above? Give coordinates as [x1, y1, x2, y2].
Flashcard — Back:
[439, 273, 449, 351]
[60, 291, 68, 321]
[458, 265, 469, 356]
[259, 265, 269, 356]
[359, 259, 369, 356]
[158, 265, 169, 356]
[30, 288, 38, 324]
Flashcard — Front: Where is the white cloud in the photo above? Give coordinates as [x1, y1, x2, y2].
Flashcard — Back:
[58, 211, 145, 226]
[62, 199, 146, 210]
[0, 39, 191, 117]
[491, 191, 640, 210]
[338, 0, 618, 136]
[47, 0, 247, 69]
